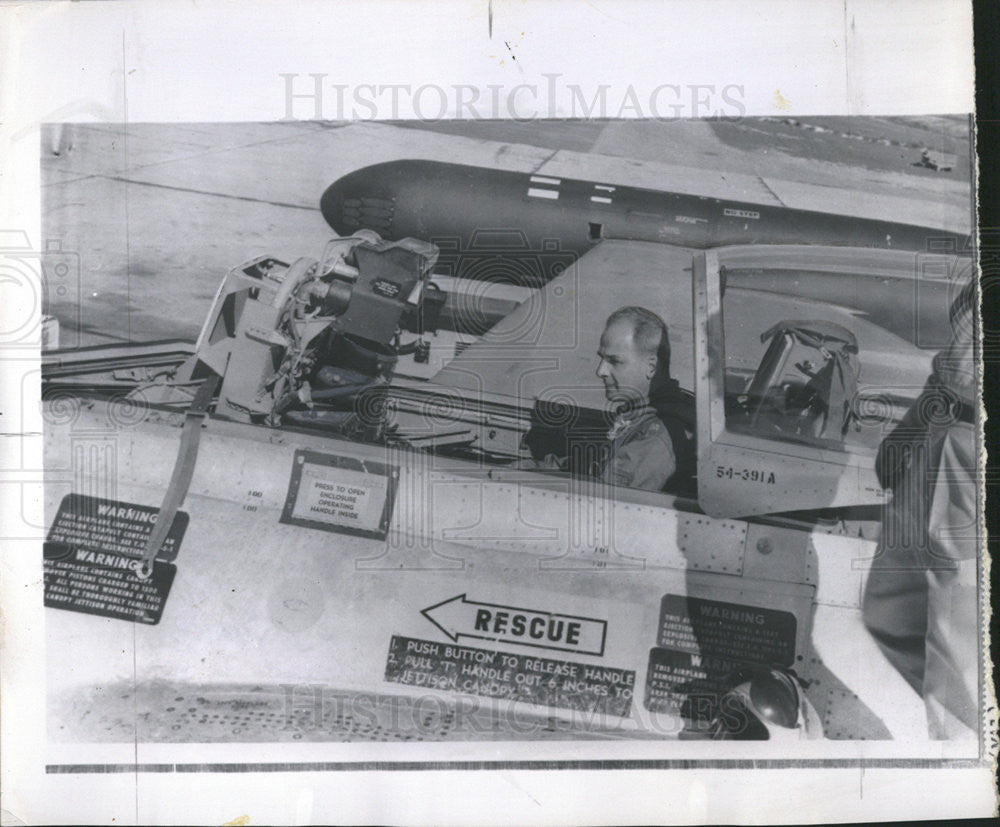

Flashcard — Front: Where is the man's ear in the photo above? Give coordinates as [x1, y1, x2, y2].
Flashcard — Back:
[645, 353, 657, 380]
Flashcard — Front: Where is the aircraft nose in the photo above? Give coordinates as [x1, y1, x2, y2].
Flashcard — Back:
[318, 174, 349, 234]
[319, 163, 397, 237]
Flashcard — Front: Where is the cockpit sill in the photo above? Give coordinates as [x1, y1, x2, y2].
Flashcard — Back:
[39, 382, 881, 543]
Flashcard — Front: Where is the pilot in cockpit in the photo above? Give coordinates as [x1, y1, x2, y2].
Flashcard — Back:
[519, 307, 696, 495]
[594, 307, 696, 494]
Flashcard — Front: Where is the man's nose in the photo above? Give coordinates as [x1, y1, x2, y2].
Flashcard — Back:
[596, 358, 609, 378]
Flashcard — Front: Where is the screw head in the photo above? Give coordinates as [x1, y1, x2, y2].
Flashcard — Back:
[756, 537, 773, 555]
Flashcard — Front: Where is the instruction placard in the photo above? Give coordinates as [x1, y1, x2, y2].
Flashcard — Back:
[385, 635, 635, 717]
[281, 449, 398, 540]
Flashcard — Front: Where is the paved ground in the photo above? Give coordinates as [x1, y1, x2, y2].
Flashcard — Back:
[40, 118, 972, 347]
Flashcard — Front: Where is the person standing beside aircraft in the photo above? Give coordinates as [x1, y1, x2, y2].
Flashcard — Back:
[863, 279, 979, 739]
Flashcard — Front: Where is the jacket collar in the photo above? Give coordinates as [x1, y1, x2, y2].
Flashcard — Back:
[607, 403, 656, 441]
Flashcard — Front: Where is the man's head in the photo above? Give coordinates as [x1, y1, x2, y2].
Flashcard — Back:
[596, 306, 671, 406]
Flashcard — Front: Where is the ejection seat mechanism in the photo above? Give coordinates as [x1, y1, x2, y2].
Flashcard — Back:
[736, 320, 860, 445]
[176, 230, 439, 435]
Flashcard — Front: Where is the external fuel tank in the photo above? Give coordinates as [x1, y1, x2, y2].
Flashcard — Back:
[320, 159, 970, 286]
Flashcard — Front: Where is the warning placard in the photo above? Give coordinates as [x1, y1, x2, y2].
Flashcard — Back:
[281, 449, 397, 540]
[44, 543, 176, 624]
[644, 647, 738, 718]
[385, 635, 635, 717]
[43, 495, 187, 624]
[657, 594, 796, 666]
[46, 494, 187, 561]
[644, 594, 798, 718]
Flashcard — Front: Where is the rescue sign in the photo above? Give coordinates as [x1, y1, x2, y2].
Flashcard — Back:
[421, 593, 607, 656]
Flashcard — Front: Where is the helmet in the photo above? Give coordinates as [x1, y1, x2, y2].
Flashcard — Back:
[708, 667, 823, 741]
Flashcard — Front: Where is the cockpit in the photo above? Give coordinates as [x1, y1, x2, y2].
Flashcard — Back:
[152, 231, 950, 525]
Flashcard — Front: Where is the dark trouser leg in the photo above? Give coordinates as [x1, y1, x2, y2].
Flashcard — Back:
[862, 541, 929, 697]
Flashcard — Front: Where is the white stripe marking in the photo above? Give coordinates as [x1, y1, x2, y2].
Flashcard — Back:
[527, 187, 559, 200]
[594, 184, 616, 192]
[590, 196, 613, 204]
[530, 175, 562, 186]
